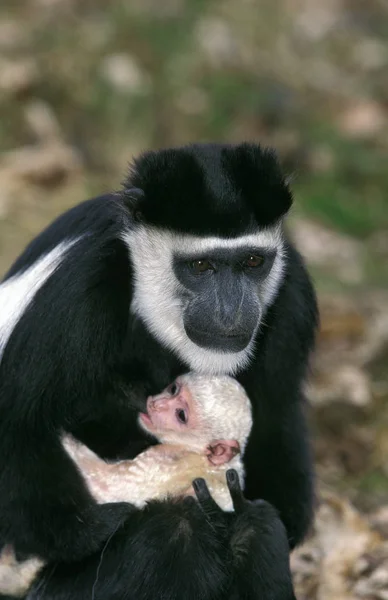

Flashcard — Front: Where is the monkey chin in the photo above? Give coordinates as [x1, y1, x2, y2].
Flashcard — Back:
[138, 412, 152, 430]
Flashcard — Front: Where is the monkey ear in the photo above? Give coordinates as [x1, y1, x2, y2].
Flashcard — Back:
[206, 440, 240, 466]
[122, 187, 145, 221]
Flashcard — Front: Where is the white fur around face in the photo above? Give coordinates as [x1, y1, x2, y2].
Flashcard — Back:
[123, 224, 286, 375]
[0, 239, 78, 361]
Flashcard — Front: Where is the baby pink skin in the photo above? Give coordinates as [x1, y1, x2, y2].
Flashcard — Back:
[139, 381, 196, 433]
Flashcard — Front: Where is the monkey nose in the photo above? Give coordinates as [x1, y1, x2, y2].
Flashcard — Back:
[146, 396, 155, 413]
[147, 396, 169, 412]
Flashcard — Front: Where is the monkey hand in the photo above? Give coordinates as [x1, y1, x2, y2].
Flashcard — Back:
[190, 475, 295, 599]
[190, 470, 283, 546]
[225, 469, 296, 599]
[190, 478, 233, 544]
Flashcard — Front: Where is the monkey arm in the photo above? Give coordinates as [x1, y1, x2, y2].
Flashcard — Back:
[244, 399, 314, 551]
[225, 471, 297, 599]
[27, 494, 233, 600]
[242, 244, 318, 549]
[62, 438, 180, 507]
[0, 197, 143, 561]
[61, 434, 119, 504]
[26, 474, 296, 600]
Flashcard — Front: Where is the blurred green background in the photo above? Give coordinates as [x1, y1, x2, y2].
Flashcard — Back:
[1, 1, 388, 278]
[0, 1, 388, 593]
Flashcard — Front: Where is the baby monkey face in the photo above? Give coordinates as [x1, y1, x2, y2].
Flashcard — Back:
[139, 378, 198, 436]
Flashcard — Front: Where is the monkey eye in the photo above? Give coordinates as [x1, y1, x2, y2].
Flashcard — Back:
[190, 259, 213, 274]
[243, 254, 264, 268]
[175, 408, 187, 424]
[167, 382, 180, 396]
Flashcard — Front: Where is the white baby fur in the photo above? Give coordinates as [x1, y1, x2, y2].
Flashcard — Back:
[124, 223, 286, 375]
[64, 373, 253, 512]
[0, 239, 78, 362]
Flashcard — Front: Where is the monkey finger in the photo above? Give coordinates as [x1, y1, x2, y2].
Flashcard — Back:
[226, 469, 246, 513]
[192, 478, 222, 518]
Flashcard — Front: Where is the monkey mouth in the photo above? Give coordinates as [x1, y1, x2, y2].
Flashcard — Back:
[139, 412, 153, 428]
[185, 326, 251, 352]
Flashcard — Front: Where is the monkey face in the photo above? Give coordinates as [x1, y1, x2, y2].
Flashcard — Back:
[173, 247, 278, 353]
[139, 380, 197, 438]
[138, 373, 253, 464]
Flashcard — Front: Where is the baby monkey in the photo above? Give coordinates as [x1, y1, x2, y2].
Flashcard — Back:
[63, 373, 253, 512]
[0, 374, 252, 597]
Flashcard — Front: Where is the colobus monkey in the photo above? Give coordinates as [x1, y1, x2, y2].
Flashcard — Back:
[64, 373, 253, 512]
[0, 142, 317, 600]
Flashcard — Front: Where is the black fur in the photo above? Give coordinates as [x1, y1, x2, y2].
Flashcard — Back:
[127, 142, 293, 235]
[0, 142, 318, 598]
[26, 473, 295, 600]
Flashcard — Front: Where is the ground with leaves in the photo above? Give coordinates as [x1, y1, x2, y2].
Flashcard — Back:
[0, 1, 388, 597]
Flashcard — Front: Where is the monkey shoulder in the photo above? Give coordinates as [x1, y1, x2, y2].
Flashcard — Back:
[2, 193, 129, 281]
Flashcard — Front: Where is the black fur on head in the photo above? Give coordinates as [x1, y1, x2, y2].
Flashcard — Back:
[123, 142, 293, 237]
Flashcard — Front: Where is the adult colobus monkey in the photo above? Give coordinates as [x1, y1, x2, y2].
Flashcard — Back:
[0, 143, 317, 600]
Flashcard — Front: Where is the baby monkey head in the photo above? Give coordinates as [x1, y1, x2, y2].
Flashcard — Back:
[138, 373, 252, 466]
